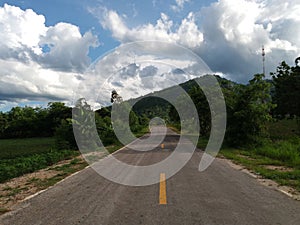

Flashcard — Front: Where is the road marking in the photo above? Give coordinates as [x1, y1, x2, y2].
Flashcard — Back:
[159, 173, 167, 205]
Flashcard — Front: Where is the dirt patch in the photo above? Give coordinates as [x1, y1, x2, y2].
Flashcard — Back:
[264, 165, 294, 172]
[220, 157, 300, 201]
[0, 156, 87, 214]
[258, 178, 300, 201]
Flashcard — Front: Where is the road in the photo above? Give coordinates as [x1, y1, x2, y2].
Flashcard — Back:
[1, 127, 300, 225]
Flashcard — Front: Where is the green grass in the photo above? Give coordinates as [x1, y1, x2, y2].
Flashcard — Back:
[267, 118, 299, 140]
[254, 139, 300, 167]
[28, 159, 88, 189]
[3, 186, 28, 197]
[0, 126, 149, 183]
[219, 118, 300, 191]
[197, 137, 209, 149]
[220, 145, 300, 192]
[0, 149, 79, 183]
[28, 175, 64, 189]
[0, 137, 55, 160]
[0, 137, 79, 183]
[51, 158, 87, 174]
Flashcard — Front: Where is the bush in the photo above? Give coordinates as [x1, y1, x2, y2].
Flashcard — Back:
[54, 119, 77, 150]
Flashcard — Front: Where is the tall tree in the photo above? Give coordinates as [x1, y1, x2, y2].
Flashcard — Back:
[226, 74, 274, 147]
[47, 102, 71, 135]
[271, 60, 300, 118]
[188, 86, 211, 136]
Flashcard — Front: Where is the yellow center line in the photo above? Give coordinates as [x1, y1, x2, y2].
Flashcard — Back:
[159, 173, 167, 205]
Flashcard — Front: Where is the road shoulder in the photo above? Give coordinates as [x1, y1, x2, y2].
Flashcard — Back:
[218, 155, 300, 201]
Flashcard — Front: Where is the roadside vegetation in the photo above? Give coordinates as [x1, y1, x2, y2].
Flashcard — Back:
[219, 60, 300, 192]
[165, 59, 300, 192]
[0, 137, 79, 183]
[0, 99, 149, 184]
[0, 156, 88, 214]
[0, 58, 299, 199]
[221, 119, 300, 192]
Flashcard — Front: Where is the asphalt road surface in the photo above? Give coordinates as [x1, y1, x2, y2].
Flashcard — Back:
[1, 127, 300, 225]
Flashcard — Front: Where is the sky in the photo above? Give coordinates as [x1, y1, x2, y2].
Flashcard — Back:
[0, 0, 299, 111]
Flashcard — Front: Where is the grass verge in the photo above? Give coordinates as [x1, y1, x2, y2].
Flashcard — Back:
[0, 150, 79, 183]
[0, 156, 88, 215]
[220, 144, 300, 192]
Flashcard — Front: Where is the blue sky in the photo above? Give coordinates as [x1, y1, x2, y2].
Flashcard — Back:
[0, 0, 299, 110]
[3, 0, 214, 60]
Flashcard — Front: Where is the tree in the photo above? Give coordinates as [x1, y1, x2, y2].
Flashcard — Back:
[168, 104, 180, 124]
[0, 112, 8, 134]
[189, 86, 211, 136]
[271, 60, 300, 118]
[5, 106, 39, 138]
[47, 102, 71, 135]
[226, 74, 274, 147]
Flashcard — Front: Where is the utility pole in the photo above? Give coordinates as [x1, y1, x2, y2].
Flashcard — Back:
[262, 45, 266, 76]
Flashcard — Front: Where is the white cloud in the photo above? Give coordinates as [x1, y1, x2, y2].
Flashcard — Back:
[75, 41, 211, 109]
[0, 4, 99, 72]
[2, 0, 300, 110]
[95, 0, 300, 83]
[0, 4, 46, 54]
[202, 0, 299, 51]
[0, 4, 98, 71]
[39, 22, 98, 72]
[0, 58, 80, 102]
[198, 0, 300, 82]
[171, 0, 190, 12]
[0, 4, 98, 108]
[99, 9, 203, 49]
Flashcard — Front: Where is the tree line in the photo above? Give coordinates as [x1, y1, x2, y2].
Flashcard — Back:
[0, 102, 71, 139]
[168, 60, 299, 147]
[0, 99, 148, 150]
[0, 60, 299, 149]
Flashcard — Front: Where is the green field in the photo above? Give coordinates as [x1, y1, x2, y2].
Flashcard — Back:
[0, 126, 150, 183]
[0, 137, 78, 183]
[220, 119, 300, 191]
[0, 137, 56, 160]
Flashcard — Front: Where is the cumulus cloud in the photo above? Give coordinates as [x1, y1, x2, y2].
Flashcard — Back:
[0, 4, 98, 72]
[0, 58, 80, 103]
[140, 65, 158, 78]
[0, 4, 98, 109]
[198, 0, 300, 82]
[0, 4, 46, 55]
[75, 41, 211, 108]
[39, 23, 98, 72]
[95, 0, 300, 83]
[98, 9, 203, 49]
[2, 0, 300, 110]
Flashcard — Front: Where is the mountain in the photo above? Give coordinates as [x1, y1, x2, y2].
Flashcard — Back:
[114, 75, 237, 121]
